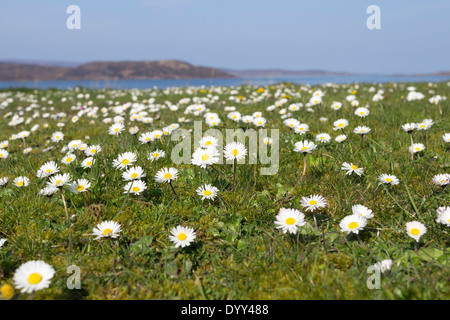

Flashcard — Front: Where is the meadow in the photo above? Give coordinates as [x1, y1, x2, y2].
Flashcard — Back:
[0, 81, 449, 300]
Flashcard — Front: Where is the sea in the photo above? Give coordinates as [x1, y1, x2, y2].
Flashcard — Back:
[1, 75, 450, 90]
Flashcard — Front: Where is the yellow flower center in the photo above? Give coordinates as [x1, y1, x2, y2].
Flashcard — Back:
[321, 137, 325, 139]
[122, 159, 129, 165]
[202, 154, 209, 161]
[338, 123, 344, 127]
[205, 141, 212, 146]
[0, 284, 14, 299]
[290, 124, 294, 127]
[415, 147, 420, 151]
[91, 149, 96, 154]
[28, 273, 42, 285]
[301, 146, 308, 151]
[86, 161, 92, 166]
[309, 200, 317, 205]
[385, 178, 392, 182]
[115, 128, 119, 132]
[76, 185, 84, 191]
[178, 233, 187, 241]
[66, 157, 73, 162]
[232, 149, 239, 156]
[286, 217, 295, 225]
[164, 173, 172, 180]
[146, 137, 150, 141]
[410, 228, 420, 236]
[155, 134, 160, 138]
[348, 222, 358, 229]
[131, 173, 138, 179]
[46, 169, 53, 173]
[55, 180, 62, 185]
[153, 153, 159, 158]
[204, 190, 212, 196]
[103, 228, 113, 236]
[133, 186, 140, 192]
[351, 165, 358, 170]
[17, 181, 24, 187]
[360, 112, 364, 115]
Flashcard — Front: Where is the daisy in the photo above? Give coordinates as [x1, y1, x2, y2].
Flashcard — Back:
[92, 221, 122, 240]
[0, 149, 9, 159]
[284, 118, 301, 129]
[405, 221, 426, 242]
[355, 107, 369, 117]
[0, 177, 8, 186]
[51, 132, 64, 143]
[315, 133, 331, 143]
[23, 147, 32, 154]
[301, 194, 327, 212]
[331, 102, 343, 110]
[442, 133, 450, 143]
[227, 111, 241, 122]
[47, 173, 71, 188]
[139, 132, 153, 144]
[69, 179, 91, 193]
[351, 204, 374, 219]
[122, 166, 146, 181]
[147, 149, 165, 162]
[68, 140, 83, 151]
[252, 117, 267, 127]
[417, 119, 434, 131]
[0, 239, 6, 248]
[81, 157, 95, 168]
[378, 174, 400, 185]
[13, 260, 55, 294]
[402, 123, 416, 133]
[353, 126, 371, 135]
[108, 123, 125, 135]
[13, 176, 30, 187]
[169, 225, 196, 248]
[335, 134, 347, 142]
[112, 152, 137, 169]
[341, 162, 364, 176]
[436, 207, 450, 227]
[124, 179, 147, 195]
[339, 215, 367, 234]
[333, 119, 349, 131]
[196, 184, 219, 200]
[37, 161, 60, 178]
[154, 167, 179, 183]
[241, 115, 254, 124]
[274, 208, 306, 234]
[409, 143, 425, 154]
[191, 147, 220, 168]
[432, 174, 449, 187]
[293, 140, 316, 154]
[223, 142, 247, 162]
[151, 130, 163, 140]
[0, 140, 9, 149]
[62, 153, 76, 164]
[84, 145, 101, 156]
[294, 123, 309, 135]
[373, 259, 393, 274]
[39, 186, 59, 196]
[263, 137, 274, 145]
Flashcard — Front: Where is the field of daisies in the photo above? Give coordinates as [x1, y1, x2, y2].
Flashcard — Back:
[0, 82, 449, 300]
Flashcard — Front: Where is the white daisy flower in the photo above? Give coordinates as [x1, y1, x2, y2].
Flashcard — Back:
[108, 123, 125, 135]
[81, 157, 95, 168]
[51, 131, 64, 143]
[335, 134, 347, 142]
[333, 119, 349, 130]
[139, 132, 153, 144]
[442, 133, 450, 143]
[341, 162, 364, 176]
[0, 149, 8, 159]
[0, 177, 8, 186]
[112, 152, 137, 169]
[196, 184, 219, 200]
[331, 102, 342, 110]
[191, 147, 220, 168]
[274, 208, 306, 234]
[284, 118, 301, 129]
[293, 140, 316, 154]
[147, 149, 165, 162]
[300, 194, 327, 212]
[169, 225, 196, 248]
[62, 153, 76, 164]
[355, 107, 369, 117]
[352, 204, 374, 219]
[294, 123, 309, 135]
[223, 142, 247, 162]
[0, 140, 9, 149]
[315, 133, 331, 143]
[37, 161, 60, 178]
[69, 178, 91, 193]
[436, 207, 450, 227]
[199, 136, 219, 148]
[154, 167, 179, 183]
[13, 260, 55, 294]
[47, 173, 71, 188]
[378, 174, 399, 185]
[405, 221, 426, 242]
[92, 221, 122, 240]
[0, 238, 6, 248]
[122, 166, 146, 181]
[13, 176, 30, 187]
[402, 123, 416, 133]
[432, 174, 449, 187]
[339, 215, 367, 234]
[84, 145, 101, 156]
[409, 143, 425, 154]
[124, 179, 147, 195]
[353, 126, 371, 135]
[39, 186, 59, 196]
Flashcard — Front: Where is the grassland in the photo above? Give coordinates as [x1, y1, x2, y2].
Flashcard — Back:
[0, 81, 449, 300]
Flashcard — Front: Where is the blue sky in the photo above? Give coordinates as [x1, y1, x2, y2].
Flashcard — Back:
[0, 0, 449, 73]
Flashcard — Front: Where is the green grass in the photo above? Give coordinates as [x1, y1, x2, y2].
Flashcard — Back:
[0, 82, 449, 300]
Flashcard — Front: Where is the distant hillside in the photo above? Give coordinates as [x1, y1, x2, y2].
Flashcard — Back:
[0, 60, 235, 81]
[221, 68, 356, 77]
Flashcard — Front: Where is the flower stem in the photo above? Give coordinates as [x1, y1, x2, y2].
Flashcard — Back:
[169, 181, 179, 199]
